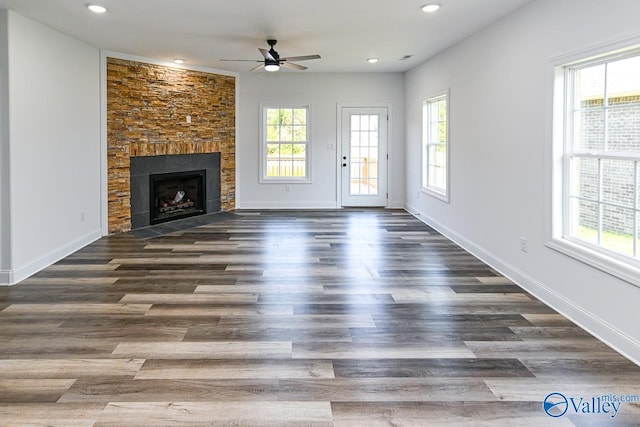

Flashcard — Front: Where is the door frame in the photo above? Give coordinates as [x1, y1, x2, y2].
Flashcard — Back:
[336, 104, 392, 208]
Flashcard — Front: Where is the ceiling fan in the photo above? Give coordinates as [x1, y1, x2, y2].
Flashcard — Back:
[220, 40, 321, 72]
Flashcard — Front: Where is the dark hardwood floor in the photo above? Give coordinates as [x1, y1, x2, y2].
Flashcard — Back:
[1, 209, 639, 426]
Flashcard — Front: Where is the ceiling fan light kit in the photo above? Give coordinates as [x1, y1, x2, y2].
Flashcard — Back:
[87, 4, 107, 13]
[264, 62, 280, 72]
[221, 39, 321, 72]
[421, 3, 441, 13]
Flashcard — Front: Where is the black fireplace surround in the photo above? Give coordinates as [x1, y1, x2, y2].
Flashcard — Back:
[130, 153, 221, 230]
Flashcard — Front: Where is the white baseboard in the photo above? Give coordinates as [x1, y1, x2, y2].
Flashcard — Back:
[0, 229, 102, 286]
[236, 201, 340, 210]
[405, 203, 640, 366]
[236, 202, 406, 210]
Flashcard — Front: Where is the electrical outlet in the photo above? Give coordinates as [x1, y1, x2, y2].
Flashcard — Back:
[186, 115, 191, 123]
[285, 184, 292, 192]
[520, 237, 528, 253]
[80, 211, 86, 222]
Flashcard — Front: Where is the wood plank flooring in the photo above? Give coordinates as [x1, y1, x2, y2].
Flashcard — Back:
[1, 209, 639, 426]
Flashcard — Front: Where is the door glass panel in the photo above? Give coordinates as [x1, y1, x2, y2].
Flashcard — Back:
[351, 115, 360, 131]
[370, 115, 379, 131]
[349, 114, 379, 196]
[361, 115, 370, 131]
[370, 132, 378, 147]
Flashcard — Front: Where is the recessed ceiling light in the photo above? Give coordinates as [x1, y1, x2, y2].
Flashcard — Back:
[421, 3, 440, 13]
[87, 4, 107, 13]
[367, 58, 379, 64]
[399, 55, 414, 61]
[173, 59, 185, 64]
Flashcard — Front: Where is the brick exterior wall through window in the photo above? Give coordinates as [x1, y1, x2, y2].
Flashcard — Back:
[577, 95, 640, 235]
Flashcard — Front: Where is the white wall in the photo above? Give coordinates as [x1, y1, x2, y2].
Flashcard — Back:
[405, 0, 640, 363]
[1, 11, 101, 285]
[237, 72, 404, 209]
[0, 10, 9, 281]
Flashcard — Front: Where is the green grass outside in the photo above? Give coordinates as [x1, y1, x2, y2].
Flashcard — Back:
[576, 225, 635, 256]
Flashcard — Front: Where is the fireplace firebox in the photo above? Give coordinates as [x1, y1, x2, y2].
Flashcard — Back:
[150, 170, 206, 225]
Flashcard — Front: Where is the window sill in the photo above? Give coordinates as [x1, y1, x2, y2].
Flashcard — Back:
[546, 237, 640, 289]
[260, 177, 312, 184]
[421, 187, 449, 203]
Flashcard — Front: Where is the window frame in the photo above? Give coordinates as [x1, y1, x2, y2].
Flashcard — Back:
[421, 89, 450, 202]
[548, 42, 640, 288]
[260, 103, 312, 183]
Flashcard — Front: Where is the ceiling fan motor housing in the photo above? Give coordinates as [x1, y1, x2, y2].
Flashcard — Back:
[267, 40, 280, 61]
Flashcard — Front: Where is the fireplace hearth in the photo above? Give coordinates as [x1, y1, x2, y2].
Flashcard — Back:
[150, 170, 206, 225]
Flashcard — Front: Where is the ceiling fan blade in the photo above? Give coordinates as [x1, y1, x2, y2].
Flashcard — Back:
[220, 59, 262, 62]
[282, 54, 321, 62]
[259, 48, 275, 61]
[250, 63, 265, 72]
[281, 62, 307, 71]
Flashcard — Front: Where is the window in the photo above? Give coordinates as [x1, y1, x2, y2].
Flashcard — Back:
[551, 46, 640, 284]
[422, 91, 449, 201]
[261, 105, 310, 182]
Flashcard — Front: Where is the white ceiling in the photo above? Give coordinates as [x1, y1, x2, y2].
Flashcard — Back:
[0, 0, 534, 73]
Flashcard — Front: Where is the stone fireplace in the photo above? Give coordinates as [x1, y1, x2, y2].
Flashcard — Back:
[106, 57, 235, 233]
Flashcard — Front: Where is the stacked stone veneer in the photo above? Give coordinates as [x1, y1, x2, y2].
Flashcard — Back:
[576, 94, 640, 236]
[107, 57, 235, 233]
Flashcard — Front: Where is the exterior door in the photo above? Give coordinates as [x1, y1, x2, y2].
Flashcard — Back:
[341, 107, 388, 207]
